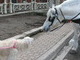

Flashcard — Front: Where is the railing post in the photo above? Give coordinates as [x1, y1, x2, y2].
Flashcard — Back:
[1, 5, 3, 14]
[31, 0, 36, 11]
[34, 0, 36, 10]
[47, 0, 49, 9]
[10, 0, 13, 13]
[31, 0, 33, 10]
[4, 0, 7, 14]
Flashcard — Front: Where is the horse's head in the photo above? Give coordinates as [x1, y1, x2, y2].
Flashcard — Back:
[42, 6, 58, 31]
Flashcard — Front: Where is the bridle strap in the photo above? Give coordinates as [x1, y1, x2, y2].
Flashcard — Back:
[54, 8, 61, 23]
[71, 13, 80, 20]
[59, 8, 65, 20]
[54, 8, 58, 15]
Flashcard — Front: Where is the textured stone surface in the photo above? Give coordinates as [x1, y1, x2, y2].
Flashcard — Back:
[15, 23, 73, 60]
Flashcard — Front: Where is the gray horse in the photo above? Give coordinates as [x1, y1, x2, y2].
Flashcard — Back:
[42, 0, 80, 53]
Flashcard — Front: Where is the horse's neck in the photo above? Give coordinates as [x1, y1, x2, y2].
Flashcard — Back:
[56, 0, 80, 20]
[61, 0, 80, 7]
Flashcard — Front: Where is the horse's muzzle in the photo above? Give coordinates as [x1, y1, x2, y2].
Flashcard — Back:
[42, 26, 50, 32]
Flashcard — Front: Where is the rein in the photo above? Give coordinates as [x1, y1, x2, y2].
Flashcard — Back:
[54, 8, 61, 23]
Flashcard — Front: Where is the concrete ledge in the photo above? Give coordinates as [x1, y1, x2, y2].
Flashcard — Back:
[4, 26, 43, 40]
[0, 10, 47, 17]
[37, 30, 74, 60]
[0, 11, 32, 17]
[54, 45, 72, 60]
[23, 26, 43, 37]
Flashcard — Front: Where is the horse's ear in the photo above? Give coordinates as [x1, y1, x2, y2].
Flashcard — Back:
[49, 4, 55, 9]
[52, 4, 55, 8]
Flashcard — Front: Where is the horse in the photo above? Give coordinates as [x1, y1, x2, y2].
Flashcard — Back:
[42, 0, 80, 54]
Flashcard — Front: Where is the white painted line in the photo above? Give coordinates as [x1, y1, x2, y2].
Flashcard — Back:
[37, 30, 74, 60]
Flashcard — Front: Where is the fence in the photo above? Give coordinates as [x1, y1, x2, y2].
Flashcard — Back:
[35, 2, 48, 10]
[13, 3, 32, 12]
[12, 1, 49, 13]
[0, 0, 65, 14]
[0, 1, 49, 14]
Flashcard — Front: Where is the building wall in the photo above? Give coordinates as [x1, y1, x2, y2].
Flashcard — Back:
[18, 0, 22, 3]
[27, 0, 31, 2]
[36, 0, 47, 2]
[0, 0, 4, 3]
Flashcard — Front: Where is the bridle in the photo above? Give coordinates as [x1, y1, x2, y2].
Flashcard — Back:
[54, 8, 62, 23]
[50, 7, 80, 31]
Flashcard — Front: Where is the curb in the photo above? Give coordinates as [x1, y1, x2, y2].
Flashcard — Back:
[0, 10, 47, 17]
[37, 30, 74, 60]
[0, 11, 32, 17]
[4, 26, 43, 40]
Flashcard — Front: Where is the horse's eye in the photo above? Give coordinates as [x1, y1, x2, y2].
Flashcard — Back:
[52, 13, 55, 15]
[48, 16, 55, 22]
[48, 16, 52, 22]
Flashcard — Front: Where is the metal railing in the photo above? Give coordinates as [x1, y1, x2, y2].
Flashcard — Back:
[13, 3, 32, 12]
[0, 1, 49, 14]
[12, 2, 49, 13]
[35, 2, 48, 10]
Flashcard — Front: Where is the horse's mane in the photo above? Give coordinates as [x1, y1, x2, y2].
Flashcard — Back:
[60, 0, 80, 7]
